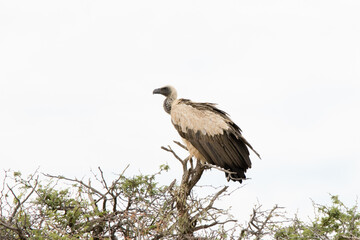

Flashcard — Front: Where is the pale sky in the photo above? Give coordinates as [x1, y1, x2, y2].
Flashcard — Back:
[1, 0, 360, 223]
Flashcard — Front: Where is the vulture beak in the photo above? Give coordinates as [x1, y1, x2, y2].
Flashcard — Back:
[153, 88, 163, 95]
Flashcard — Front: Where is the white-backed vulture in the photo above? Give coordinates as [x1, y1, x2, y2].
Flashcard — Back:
[153, 85, 260, 183]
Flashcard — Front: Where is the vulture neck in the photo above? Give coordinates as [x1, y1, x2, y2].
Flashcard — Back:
[163, 97, 174, 114]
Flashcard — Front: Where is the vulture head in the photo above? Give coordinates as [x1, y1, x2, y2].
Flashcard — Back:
[153, 85, 177, 114]
[153, 85, 177, 99]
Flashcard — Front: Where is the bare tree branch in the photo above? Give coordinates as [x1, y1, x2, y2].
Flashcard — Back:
[43, 173, 106, 199]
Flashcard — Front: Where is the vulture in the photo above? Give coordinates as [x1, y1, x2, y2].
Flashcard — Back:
[153, 85, 260, 183]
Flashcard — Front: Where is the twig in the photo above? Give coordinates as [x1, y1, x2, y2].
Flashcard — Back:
[173, 141, 187, 150]
[98, 167, 109, 192]
[192, 219, 237, 231]
[8, 177, 38, 223]
[43, 173, 106, 199]
[161, 145, 184, 164]
[192, 186, 228, 223]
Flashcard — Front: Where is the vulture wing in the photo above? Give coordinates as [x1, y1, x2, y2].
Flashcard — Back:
[171, 99, 260, 181]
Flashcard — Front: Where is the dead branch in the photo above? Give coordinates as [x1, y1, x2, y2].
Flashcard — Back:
[173, 140, 188, 150]
[193, 219, 237, 231]
[192, 186, 228, 223]
[161, 145, 184, 165]
[240, 204, 289, 240]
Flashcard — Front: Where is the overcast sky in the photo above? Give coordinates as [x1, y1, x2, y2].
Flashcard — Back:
[1, 0, 360, 222]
